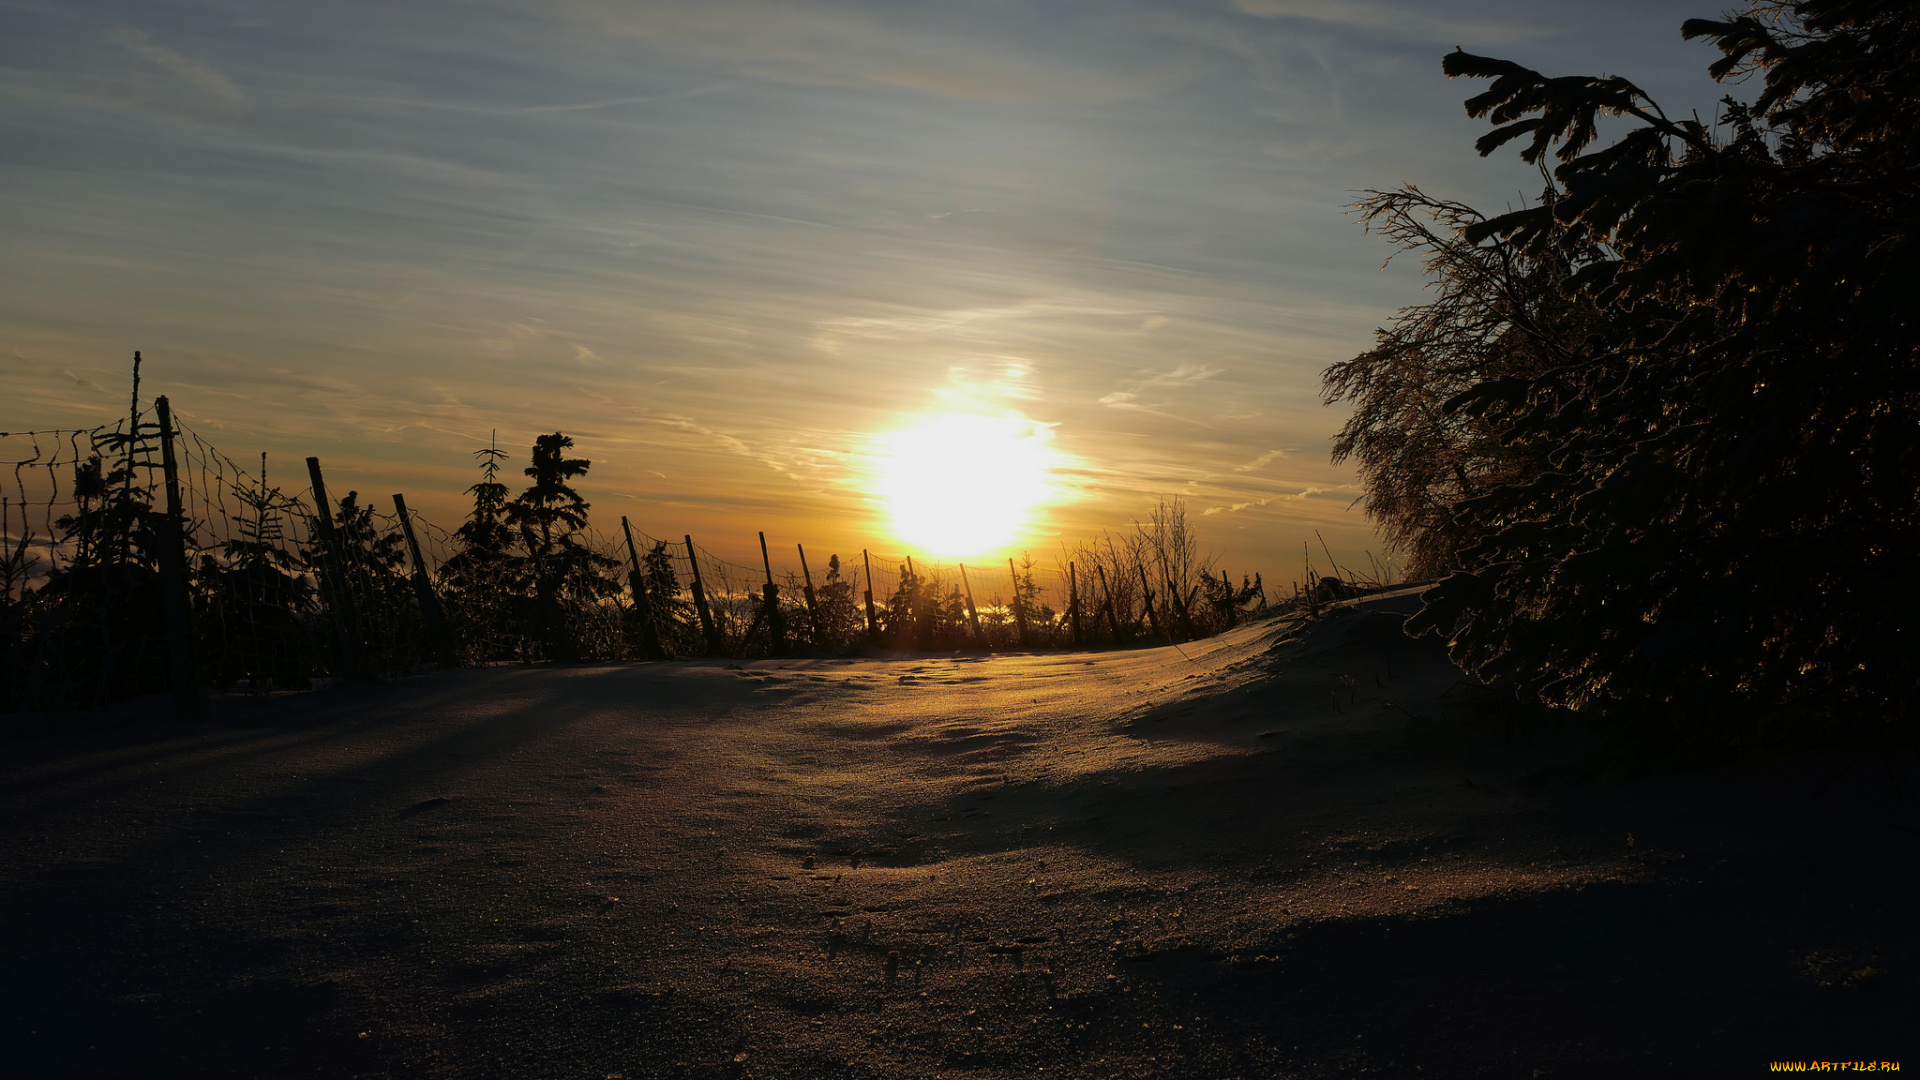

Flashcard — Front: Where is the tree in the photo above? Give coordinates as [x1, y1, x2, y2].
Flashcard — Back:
[1343, 1, 1920, 743]
[811, 554, 863, 647]
[1324, 186, 1604, 578]
[205, 454, 315, 690]
[504, 432, 617, 661]
[633, 539, 695, 654]
[438, 432, 528, 663]
[454, 431, 514, 561]
[308, 490, 419, 675]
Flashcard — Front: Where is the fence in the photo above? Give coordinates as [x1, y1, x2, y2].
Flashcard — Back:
[2, 361, 1275, 715]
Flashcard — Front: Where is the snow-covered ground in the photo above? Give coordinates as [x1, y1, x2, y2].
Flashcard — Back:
[3, 591, 1914, 1077]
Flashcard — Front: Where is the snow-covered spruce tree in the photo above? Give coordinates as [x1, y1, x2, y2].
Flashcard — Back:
[1324, 186, 1605, 580]
[1351, 1, 1919, 744]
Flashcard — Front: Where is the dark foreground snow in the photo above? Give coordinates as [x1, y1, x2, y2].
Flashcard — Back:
[3, 591, 1914, 1077]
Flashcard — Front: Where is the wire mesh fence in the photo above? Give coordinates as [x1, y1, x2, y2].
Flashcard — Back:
[3, 364, 1278, 715]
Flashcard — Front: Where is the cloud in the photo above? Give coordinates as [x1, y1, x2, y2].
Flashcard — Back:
[1231, 0, 1545, 44]
[62, 369, 107, 393]
[1232, 448, 1289, 473]
[1201, 484, 1332, 515]
[1099, 362, 1223, 410]
[554, 0, 1198, 105]
[653, 415, 805, 482]
[107, 26, 244, 110]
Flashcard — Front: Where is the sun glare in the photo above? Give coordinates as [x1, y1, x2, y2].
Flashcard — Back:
[875, 412, 1059, 558]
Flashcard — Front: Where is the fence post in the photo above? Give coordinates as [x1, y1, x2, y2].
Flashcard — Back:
[861, 549, 879, 643]
[1069, 562, 1084, 647]
[902, 555, 919, 646]
[305, 457, 368, 679]
[758, 531, 787, 654]
[1007, 557, 1029, 648]
[152, 396, 198, 718]
[1095, 563, 1123, 642]
[620, 517, 665, 659]
[958, 563, 985, 646]
[796, 544, 821, 646]
[684, 535, 724, 655]
[1163, 559, 1195, 641]
[1135, 563, 1165, 642]
[391, 493, 459, 668]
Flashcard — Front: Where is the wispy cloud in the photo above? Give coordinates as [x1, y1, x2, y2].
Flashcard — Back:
[107, 25, 244, 110]
[555, 0, 1199, 105]
[1202, 484, 1334, 516]
[1203, 497, 1269, 516]
[1231, 0, 1548, 44]
[1233, 448, 1289, 473]
[1099, 363, 1223, 408]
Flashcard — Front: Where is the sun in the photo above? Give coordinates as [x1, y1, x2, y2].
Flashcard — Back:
[874, 412, 1060, 558]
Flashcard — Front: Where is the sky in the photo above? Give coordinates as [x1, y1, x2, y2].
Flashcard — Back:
[0, 0, 1735, 578]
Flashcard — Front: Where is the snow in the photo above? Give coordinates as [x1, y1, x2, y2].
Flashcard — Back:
[2, 589, 1913, 1076]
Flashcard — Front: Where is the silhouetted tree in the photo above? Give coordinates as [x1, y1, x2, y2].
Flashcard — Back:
[505, 433, 617, 661]
[36, 361, 169, 705]
[307, 490, 420, 674]
[1324, 186, 1604, 578]
[439, 432, 528, 662]
[454, 431, 514, 560]
[812, 554, 863, 647]
[1348, 1, 1920, 743]
[204, 455, 316, 690]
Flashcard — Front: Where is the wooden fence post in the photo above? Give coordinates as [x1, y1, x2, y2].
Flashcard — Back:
[152, 396, 198, 718]
[796, 544, 821, 646]
[621, 517, 665, 659]
[958, 563, 984, 646]
[902, 556, 918, 646]
[684, 535, 724, 655]
[861, 549, 879, 643]
[305, 457, 367, 679]
[1136, 563, 1165, 642]
[1069, 562, 1084, 647]
[758, 531, 787, 654]
[1095, 563, 1123, 642]
[391, 493, 459, 668]
[1162, 559, 1194, 641]
[1008, 557, 1029, 648]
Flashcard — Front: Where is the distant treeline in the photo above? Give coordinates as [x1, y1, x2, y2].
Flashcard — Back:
[1, 367, 1281, 716]
[1323, 1, 1919, 745]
